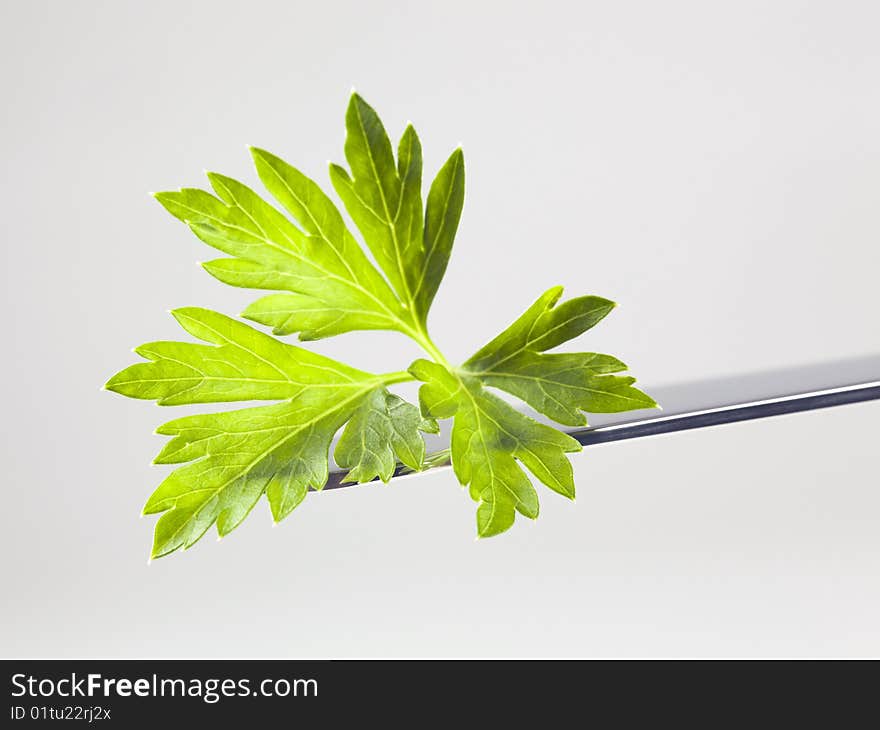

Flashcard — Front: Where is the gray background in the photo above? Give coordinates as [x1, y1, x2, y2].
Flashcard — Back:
[2, 0, 878, 657]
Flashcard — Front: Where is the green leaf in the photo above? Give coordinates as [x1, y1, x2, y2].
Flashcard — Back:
[109, 93, 658, 554]
[414, 147, 465, 321]
[248, 145, 405, 337]
[154, 166, 408, 340]
[105, 307, 370, 405]
[146, 394, 357, 557]
[329, 94, 409, 299]
[331, 93, 464, 323]
[335, 389, 439, 483]
[241, 292, 362, 340]
[154, 94, 464, 337]
[106, 309, 428, 557]
[463, 287, 657, 426]
[465, 286, 616, 369]
[410, 359, 581, 538]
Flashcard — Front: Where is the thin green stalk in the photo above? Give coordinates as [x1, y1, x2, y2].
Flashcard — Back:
[377, 370, 415, 386]
[413, 331, 453, 370]
[397, 319, 455, 371]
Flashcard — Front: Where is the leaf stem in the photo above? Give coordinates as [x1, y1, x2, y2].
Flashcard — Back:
[378, 370, 416, 385]
[408, 328, 453, 370]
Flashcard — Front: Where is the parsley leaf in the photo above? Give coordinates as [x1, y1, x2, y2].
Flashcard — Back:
[330, 94, 465, 326]
[107, 92, 656, 556]
[106, 308, 420, 557]
[409, 287, 656, 536]
[336, 389, 439, 483]
[463, 286, 657, 426]
[410, 359, 580, 537]
[154, 162, 409, 341]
